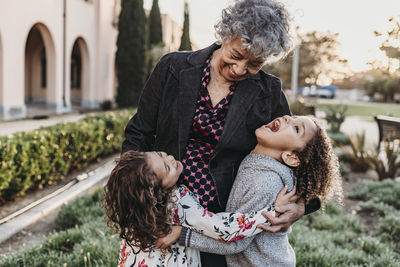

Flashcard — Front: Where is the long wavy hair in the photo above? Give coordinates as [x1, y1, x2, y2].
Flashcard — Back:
[103, 151, 175, 253]
[293, 119, 343, 208]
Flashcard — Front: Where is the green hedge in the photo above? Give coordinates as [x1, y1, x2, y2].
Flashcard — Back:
[0, 109, 134, 202]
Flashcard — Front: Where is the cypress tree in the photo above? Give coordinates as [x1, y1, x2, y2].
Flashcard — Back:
[179, 1, 192, 51]
[148, 0, 163, 47]
[115, 0, 147, 108]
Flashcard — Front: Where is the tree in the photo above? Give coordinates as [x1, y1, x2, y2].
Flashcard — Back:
[179, 1, 192, 51]
[374, 15, 400, 72]
[263, 31, 349, 88]
[148, 0, 163, 47]
[115, 0, 147, 108]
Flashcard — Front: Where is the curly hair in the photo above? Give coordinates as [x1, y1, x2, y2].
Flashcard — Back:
[293, 119, 343, 209]
[102, 151, 175, 253]
[214, 0, 294, 63]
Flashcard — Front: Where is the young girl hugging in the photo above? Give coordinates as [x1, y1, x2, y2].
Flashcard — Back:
[163, 115, 343, 267]
[103, 150, 292, 267]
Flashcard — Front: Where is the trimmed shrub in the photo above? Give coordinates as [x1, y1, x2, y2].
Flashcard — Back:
[56, 189, 105, 230]
[0, 190, 120, 267]
[349, 180, 400, 209]
[328, 131, 350, 146]
[0, 109, 134, 202]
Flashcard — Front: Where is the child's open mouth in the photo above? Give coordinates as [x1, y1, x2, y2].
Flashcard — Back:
[265, 118, 281, 132]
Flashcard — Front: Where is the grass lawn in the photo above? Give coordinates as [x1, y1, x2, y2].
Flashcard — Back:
[316, 102, 400, 117]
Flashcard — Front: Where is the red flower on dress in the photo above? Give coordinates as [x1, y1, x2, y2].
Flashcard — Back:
[138, 259, 148, 267]
[237, 214, 246, 227]
[173, 208, 181, 224]
[119, 242, 128, 267]
[202, 208, 214, 217]
[229, 235, 246, 243]
[180, 187, 189, 197]
[243, 220, 256, 231]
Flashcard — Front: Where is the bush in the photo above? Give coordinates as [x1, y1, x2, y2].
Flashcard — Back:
[290, 202, 400, 266]
[367, 141, 400, 180]
[0, 190, 120, 267]
[56, 189, 105, 230]
[343, 131, 370, 172]
[328, 131, 350, 146]
[0, 109, 134, 202]
[349, 180, 400, 210]
[325, 104, 347, 133]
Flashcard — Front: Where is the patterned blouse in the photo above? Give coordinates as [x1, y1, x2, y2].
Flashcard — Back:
[118, 186, 274, 267]
[179, 57, 237, 207]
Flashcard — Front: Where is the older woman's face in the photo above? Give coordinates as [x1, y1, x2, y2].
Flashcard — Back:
[215, 38, 264, 82]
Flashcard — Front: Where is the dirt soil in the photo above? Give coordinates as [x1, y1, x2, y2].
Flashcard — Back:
[0, 153, 118, 260]
[0, 159, 381, 260]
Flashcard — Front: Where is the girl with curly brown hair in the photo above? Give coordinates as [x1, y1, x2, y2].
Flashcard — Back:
[104, 150, 290, 267]
[162, 115, 343, 267]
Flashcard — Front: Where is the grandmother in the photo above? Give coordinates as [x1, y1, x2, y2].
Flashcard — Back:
[122, 0, 320, 265]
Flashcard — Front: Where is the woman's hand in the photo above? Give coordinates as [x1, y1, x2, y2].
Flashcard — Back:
[274, 186, 298, 208]
[258, 198, 305, 233]
[155, 226, 182, 249]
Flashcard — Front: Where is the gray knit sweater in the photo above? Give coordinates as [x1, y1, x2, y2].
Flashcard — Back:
[180, 153, 296, 267]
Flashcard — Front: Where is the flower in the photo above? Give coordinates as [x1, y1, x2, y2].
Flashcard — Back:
[229, 235, 246, 243]
[243, 221, 256, 231]
[180, 187, 189, 197]
[173, 208, 181, 224]
[237, 214, 246, 227]
[202, 208, 214, 217]
[138, 259, 148, 267]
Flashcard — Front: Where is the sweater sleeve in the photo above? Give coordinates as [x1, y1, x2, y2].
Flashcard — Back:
[177, 187, 274, 242]
[180, 169, 286, 254]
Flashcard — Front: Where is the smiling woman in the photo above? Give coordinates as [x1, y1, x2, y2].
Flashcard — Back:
[121, 0, 321, 266]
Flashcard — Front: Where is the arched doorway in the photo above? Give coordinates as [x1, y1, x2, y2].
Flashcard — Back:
[24, 23, 56, 109]
[70, 38, 89, 106]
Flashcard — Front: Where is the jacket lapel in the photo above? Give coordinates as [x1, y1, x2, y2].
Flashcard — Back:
[215, 77, 263, 153]
[177, 66, 202, 159]
[177, 43, 219, 159]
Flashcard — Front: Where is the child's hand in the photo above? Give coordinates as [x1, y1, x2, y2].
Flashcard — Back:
[274, 186, 299, 216]
[155, 226, 182, 249]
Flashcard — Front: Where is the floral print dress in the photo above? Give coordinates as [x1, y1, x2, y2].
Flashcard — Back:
[118, 186, 274, 267]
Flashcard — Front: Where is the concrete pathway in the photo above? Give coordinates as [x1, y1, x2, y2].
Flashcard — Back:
[0, 114, 86, 137]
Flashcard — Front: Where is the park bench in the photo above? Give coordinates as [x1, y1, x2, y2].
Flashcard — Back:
[374, 115, 400, 150]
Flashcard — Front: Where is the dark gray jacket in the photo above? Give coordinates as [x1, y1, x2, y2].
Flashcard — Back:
[121, 43, 291, 212]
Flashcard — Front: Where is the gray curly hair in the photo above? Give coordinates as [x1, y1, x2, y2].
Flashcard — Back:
[215, 0, 294, 63]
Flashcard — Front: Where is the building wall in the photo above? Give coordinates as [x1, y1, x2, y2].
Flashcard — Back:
[162, 14, 182, 52]
[0, 0, 118, 120]
[0, 0, 189, 120]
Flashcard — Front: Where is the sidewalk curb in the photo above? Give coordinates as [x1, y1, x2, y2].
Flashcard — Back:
[0, 158, 115, 244]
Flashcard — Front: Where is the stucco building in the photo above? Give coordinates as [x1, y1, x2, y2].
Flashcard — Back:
[0, 0, 123, 120]
[0, 0, 186, 120]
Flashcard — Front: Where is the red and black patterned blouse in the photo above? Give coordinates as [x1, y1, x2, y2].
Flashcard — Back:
[178, 57, 237, 207]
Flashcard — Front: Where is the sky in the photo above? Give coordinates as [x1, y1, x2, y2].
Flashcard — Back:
[143, 0, 400, 72]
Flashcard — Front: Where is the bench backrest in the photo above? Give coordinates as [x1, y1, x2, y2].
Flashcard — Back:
[374, 115, 400, 149]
